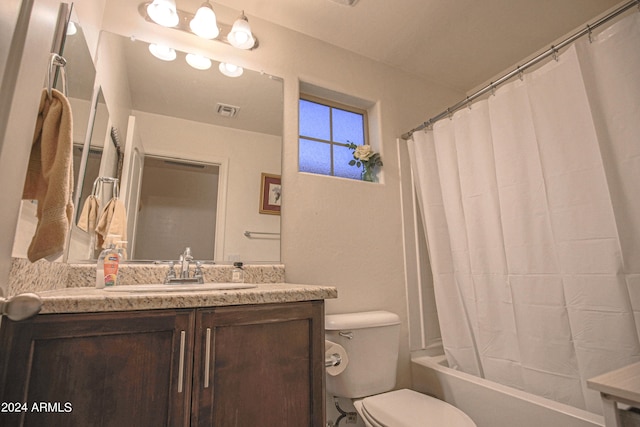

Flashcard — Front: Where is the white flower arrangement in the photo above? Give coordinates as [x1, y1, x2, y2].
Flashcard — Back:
[346, 142, 383, 181]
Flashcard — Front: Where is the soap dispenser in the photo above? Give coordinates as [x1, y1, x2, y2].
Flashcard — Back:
[231, 262, 244, 283]
[96, 234, 122, 288]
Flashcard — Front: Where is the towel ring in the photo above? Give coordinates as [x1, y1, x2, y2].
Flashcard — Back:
[92, 177, 120, 199]
[46, 53, 67, 100]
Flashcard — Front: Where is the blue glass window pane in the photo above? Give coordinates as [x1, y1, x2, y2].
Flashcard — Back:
[299, 99, 330, 140]
[334, 144, 361, 180]
[333, 108, 364, 145]
[299, 138, 331, 175]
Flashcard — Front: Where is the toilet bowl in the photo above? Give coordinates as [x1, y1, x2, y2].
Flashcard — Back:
[325, 311, 476, 427]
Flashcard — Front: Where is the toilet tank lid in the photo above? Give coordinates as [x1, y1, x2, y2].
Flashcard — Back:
[325, 311, 400, 330]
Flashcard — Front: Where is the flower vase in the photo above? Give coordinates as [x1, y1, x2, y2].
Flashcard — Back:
[361, 164, 375, 182]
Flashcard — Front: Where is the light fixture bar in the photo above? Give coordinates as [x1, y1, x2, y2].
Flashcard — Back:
[138, 2, 259, 50]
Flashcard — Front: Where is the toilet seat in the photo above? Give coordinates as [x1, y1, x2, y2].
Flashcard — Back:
[355, 389, 476, 427]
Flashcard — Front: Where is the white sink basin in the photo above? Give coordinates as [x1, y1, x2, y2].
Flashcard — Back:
[103, 283, 257, 293]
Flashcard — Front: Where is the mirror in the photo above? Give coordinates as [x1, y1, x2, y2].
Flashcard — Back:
[69, 31, 283, 263]
[67, 88, 115, 260]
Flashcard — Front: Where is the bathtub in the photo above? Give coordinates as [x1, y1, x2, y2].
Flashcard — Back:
[411, 354, 604, 427]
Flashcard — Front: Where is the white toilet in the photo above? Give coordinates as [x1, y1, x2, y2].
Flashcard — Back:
[325, 311, 476, 427]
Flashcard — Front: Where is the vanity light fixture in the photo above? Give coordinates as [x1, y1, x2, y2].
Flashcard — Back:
[149, 43, 177, 61]
[139, 2, 259, 50]
[218, 62, 243, 77]
[189, 2, 219, 39]
[186, 53, 212, 70]
[146, 0, 179, 27]
[227, 11, 255, 50]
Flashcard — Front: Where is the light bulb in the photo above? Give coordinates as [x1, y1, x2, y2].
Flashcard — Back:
[66, 21, 77, 36]
[227, 13, 255, 49]
[186, 53, 212, 70]
[190, 2, 219, 39]
[149, 43, 177, 61]
[219, 62, 244, 77]
[147, 0, 179, 27]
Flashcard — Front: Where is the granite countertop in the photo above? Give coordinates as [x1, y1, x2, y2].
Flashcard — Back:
[34, 283, 338, 314]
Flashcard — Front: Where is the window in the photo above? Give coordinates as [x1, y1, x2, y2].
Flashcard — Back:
[298, 94, 368, 180]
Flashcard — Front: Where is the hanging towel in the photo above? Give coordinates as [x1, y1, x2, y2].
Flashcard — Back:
[77, 195, 101, 233]
[95, 197, 127, 255]
[22, 88, 74, 262]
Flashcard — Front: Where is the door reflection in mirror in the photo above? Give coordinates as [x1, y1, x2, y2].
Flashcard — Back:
[133, 157, 219, 261]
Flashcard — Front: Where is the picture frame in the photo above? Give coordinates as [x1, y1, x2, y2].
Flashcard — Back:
[259, 173, 281, 215]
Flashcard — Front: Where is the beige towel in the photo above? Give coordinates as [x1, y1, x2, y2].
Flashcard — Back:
[77, 195, 101, 233]
[23, 88, 74, 262]
[95, 197, 127, 257]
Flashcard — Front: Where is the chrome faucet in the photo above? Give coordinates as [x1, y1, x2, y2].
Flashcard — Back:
[180, 247, 193, 278]
[165, 247, 204, 284]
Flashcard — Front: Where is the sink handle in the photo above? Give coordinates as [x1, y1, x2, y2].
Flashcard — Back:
[194, 261, 204, 284]
[165, 261, 176, 283]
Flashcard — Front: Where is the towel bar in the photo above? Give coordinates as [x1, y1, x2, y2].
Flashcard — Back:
[243, 230, 281, 238]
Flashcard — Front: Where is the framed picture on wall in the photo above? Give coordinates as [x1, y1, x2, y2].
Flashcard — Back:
[259, 173, 281, 215]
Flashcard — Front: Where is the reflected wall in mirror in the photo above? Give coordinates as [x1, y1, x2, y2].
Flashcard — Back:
[69, 31, 283, 263]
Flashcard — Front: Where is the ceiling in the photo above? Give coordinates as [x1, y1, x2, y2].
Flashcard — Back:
[211, 0, 623, 93]
[95, 0, 625, 135]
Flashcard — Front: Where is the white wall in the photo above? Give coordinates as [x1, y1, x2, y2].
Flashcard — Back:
[92, 30, 133, 145]
[95, 0, 463, 392]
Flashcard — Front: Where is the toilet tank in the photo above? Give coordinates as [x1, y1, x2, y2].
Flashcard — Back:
[325, 311, 401, 398]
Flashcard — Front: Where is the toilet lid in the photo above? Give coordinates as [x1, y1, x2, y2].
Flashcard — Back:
[361, 389, 476, 427]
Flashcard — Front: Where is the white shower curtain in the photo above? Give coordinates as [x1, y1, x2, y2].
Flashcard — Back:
[408, 12, 640, 413]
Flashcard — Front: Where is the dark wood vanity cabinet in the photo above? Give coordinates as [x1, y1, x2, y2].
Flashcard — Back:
[0, 309, 194, 426]
[0, 301, 325, 427]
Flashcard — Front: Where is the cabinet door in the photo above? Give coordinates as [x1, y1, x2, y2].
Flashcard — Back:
[192, 301, 325, 427]
[0, 309, 194, 427]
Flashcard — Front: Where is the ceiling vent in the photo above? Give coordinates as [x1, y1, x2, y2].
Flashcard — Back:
[216, 103, 240, 118]
[328, 0, 359, 6]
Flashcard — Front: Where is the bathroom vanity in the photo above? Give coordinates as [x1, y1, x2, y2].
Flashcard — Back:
[0, 284, 336, 426]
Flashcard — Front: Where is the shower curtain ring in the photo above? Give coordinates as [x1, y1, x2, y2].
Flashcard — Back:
[551, 45, 559, 61]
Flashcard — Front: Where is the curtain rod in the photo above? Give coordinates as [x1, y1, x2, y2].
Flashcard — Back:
[401, 0, 639, 140]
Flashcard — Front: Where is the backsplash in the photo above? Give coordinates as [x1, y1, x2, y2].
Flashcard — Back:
[8, 258, 285, 296]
